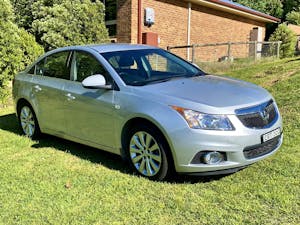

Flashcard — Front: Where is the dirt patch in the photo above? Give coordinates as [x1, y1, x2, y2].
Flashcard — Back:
[264, 70, 298, 87]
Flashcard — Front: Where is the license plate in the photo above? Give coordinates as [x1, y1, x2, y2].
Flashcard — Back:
[262, 128, 281, 143]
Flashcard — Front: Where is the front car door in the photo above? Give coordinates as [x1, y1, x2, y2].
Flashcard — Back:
[64, 50, 117, 152]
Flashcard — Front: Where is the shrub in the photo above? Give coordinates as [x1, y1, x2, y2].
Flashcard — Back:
[286, 10, 300, 25]
[32, 0, 109, 50]
[269, 23, 297, 58]
[0, 0, 43, 104]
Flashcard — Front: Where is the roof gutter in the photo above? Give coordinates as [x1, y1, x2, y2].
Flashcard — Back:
[187, 0, 280, 23]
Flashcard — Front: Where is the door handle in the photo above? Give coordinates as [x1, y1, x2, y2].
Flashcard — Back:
[34, 85, 42, 92]
[65, 93, 76, 100]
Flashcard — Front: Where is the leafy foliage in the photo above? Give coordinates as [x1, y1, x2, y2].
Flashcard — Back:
[1, 0, 109, 104]
[32, 0, 109, 50]
[269, 23, 297, 58]
[286, 10, 300, 25]
[283, 0, 300, 17]
[9, 0, 65, 29]
[0, 0, 43, 104]
[9, 0, 35, 30]
[234, 0, 283, 18]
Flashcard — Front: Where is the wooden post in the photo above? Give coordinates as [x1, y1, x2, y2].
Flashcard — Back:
[227, 42, 231, 60]
[276, 41, 281, 58]
[254, 41, 257, 61]
[192, 44, 196, 63]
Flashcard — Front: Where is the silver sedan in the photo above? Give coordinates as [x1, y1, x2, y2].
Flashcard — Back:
[13, 44, 283, 181]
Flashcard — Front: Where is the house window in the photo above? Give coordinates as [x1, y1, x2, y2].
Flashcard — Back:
[102, 0, 117, 37]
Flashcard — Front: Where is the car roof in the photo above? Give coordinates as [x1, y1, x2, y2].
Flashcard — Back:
[88, 43, 159, 53]
[46, 43, 159, 55]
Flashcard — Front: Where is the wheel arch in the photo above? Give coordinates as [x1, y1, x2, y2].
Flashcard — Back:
[16, 98, 32, 116]
[120, 117, 176, 171]
[16, 98, 41, 128]
[16, 97, 41, 138]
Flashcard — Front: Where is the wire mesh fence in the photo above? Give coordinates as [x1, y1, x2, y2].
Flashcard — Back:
[167, 41, 282, 63]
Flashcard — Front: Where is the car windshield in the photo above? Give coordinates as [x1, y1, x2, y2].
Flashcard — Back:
[101, 49, 205, 86]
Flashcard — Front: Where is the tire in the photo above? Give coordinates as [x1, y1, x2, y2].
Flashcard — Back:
[18, 103, 41, 139]
[126, 124, 171, 181]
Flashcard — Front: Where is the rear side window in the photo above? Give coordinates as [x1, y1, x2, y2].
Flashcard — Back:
[42, 51, 71, 79]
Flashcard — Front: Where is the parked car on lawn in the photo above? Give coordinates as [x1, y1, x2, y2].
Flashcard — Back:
[13, 44, 283, 180]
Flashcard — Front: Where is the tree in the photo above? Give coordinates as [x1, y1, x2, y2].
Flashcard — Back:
[269, 23, 297, 58]
[234, 0, 283, 18]
[283, 0, 300, 18]
[10, 0, 35, 30]
[0, 0, 43, 104]
[9, 0, 65, 30]
[32, 0, 109, 50]
[286, 10, 300, 25]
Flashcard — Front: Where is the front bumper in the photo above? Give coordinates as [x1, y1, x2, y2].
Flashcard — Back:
[179, 165, 248, 176]
[169, 114, 283, 174]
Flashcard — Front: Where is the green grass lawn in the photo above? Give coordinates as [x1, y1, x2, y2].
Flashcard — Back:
[0, 58, 299, 224]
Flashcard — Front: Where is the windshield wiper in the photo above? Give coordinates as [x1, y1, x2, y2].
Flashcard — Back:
[131, 78, 171, 86]
[190, 71, 206, 77]
[132, 75, 188, 86]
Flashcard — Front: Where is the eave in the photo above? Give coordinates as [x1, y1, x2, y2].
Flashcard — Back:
[186, 0, 280, 23]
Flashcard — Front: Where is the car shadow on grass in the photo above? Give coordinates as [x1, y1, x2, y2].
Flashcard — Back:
[0, 113, 23, 135]
[287, 57, 300, 63]
[0, 113, 130, 174]
[0, 113, 230, 183]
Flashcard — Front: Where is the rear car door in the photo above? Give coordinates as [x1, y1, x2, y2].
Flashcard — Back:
[31, 51, 71, 134]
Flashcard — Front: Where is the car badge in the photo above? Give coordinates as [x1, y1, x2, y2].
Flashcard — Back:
[259, 107, 270, 124]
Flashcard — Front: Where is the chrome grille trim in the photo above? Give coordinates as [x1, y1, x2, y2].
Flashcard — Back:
[235, 100, 278, 129]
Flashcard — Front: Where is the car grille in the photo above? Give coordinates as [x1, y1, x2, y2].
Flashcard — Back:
[243, 135, 281, 159]
[236, 100, 278, 129]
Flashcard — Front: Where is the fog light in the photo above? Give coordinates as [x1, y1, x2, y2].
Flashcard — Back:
[202, 151, 224, 164]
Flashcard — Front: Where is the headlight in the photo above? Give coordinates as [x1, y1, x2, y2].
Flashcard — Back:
[172, 106, 234, 130]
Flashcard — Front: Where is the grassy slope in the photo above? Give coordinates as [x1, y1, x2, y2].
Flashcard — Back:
[0, 58, 299, 225]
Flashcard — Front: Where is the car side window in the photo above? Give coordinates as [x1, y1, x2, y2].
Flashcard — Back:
[43, 51, 71, 79]
[28, 66, 35, 75]
[34, 59, 45, 76]
[74, 51, 111, 83]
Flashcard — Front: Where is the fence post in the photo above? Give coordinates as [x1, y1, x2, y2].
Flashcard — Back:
[192, 44, 196, 63]
[254, 41, 257, 61]
[276, 41, 281, 58]
[227, 42, 231, 60]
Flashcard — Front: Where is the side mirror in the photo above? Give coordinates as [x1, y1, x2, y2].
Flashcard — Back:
[82, 74, 112, 90]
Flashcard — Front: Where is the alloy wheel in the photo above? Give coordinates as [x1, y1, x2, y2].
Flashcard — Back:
[129, 131, 162, 177]
[20, 106, 36, 137]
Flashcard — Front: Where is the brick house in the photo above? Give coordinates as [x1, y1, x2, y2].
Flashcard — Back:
[103, 0, 279, 59]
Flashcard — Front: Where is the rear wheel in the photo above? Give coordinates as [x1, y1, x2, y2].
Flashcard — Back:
[18, 104, 40, 139]
[127, 125, 171, 181]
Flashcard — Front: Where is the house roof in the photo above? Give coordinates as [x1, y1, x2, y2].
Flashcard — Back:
[187, 0, 280, 23]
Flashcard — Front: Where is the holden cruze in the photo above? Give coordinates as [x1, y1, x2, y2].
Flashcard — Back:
[13, 44, 283, 180]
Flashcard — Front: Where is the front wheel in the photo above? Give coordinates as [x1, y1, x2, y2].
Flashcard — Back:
[127, 125, 171, 181]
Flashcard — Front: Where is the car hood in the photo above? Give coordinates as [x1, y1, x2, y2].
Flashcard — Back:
[133, 75, 272, 114]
